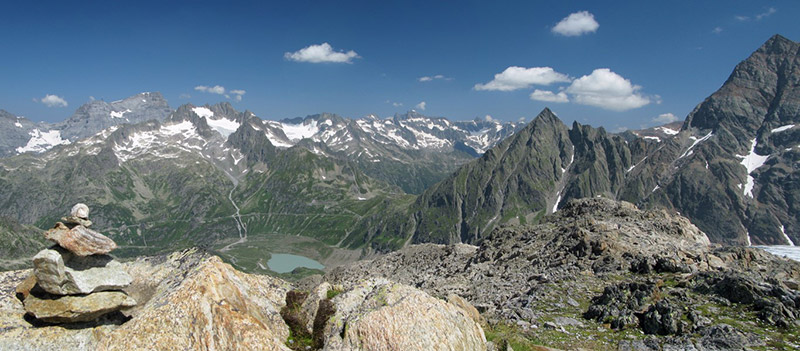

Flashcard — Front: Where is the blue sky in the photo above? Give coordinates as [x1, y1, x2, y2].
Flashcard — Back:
[1, 0, 799, 131]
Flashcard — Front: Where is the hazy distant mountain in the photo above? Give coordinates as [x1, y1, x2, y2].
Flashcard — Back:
[1, 92, 173, 156]
[252, 110, 523, 193]
[0, 95, 521, 193]
[0, 110, 43, 157]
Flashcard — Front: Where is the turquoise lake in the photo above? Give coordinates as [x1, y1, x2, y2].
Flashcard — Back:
[267, 253, 325, 273]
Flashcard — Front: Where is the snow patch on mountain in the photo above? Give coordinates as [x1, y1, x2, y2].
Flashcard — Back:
[281, 120, 319, 142]
[656, 126, 680, 135]
[16, 129, 71, 154]
[113, 121, 203, 162]
[192, 107, 214, 119]
[206, 117, 240, 139]
[780, 225, 795, 246]
[771, 124, 795, 133]
[736, 138, 769, 198]
[406, 126, 450, 149]
[679, 131, 714, 159]
[110, 109, 132, 119]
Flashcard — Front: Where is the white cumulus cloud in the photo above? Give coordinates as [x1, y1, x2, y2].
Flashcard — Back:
[756, 7, 777, 20]
[284, 43, 360, 64]
[415, 101, 427, 111]
[530, 89, 569, 103]
[552, 11, 599, 37]
[38, 94, 68, 108]
[565, 68, 650, 111]
[418, 74, 450, 82]
[652, 113, 680, 124]
[229, 89, 246, 102]
[195, 85, 225, 94]
[194, 85, 246, 101]
[735, 7, 777, 21]
[474, 66, 570, 91]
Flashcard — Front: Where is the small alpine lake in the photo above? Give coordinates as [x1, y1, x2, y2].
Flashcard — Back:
[267, 253, 325, 273]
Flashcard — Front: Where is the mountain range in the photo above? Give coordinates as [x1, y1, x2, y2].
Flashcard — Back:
[0, 35, 797, 272]
[375, 34, 799, 248]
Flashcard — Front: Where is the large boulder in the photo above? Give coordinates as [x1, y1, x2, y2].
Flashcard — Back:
[32, 247, 131, 295]
[98, 251, 292, 350]
[321, 278, 487, 351]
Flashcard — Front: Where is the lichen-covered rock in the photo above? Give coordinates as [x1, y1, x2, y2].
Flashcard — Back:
[447, 294, 483, 325]
[32, 248, 131, 295]
[98, 250, 292, 351]
[0, 249, 293, 351]
[321, 278, 487, 351]
[23, 290, 136, 323]
[44, 223, 116, 256]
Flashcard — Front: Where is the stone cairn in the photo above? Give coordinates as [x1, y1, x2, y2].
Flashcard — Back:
[15, 203, 136, 323]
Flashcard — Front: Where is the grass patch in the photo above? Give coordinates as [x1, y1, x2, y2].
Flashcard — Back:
[484, 322, 546, 351]
[327, 287, 343, 300]
[286, 329, 314, 350]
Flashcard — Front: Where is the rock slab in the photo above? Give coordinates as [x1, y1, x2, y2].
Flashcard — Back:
[33, 248, 132, 295]
[44, 222, 116, 256]
[23, 290, 136, 323]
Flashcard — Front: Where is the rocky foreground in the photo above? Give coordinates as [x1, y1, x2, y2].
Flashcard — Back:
[0, 248, 487, 351]
[1, 198, 799, 350]
[325, 198, 800, 350]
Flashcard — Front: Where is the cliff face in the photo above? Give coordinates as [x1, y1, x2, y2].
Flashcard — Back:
[655, 34, 800, 245]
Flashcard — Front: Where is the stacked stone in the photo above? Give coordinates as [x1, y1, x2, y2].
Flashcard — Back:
[16, 203, 136, 323]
